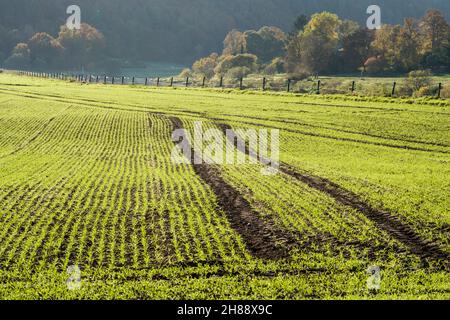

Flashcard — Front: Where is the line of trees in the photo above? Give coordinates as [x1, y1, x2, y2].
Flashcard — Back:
[1, 7, 449, 76]
[1, 0, 449, 65]
[1, 23, 115, 72]
[187, 10, 450, 80]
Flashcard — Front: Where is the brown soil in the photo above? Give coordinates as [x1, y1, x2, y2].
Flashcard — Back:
[169, 116, 293, 260]
[218, 122, 450, 265]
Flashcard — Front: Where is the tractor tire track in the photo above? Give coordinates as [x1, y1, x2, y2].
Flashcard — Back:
[217, 122, 450, 265]
[213, 117, 450, 155]
[218, 113, 450, 148]
[168, 116, 293, 260]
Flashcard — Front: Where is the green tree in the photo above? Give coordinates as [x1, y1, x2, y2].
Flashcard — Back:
[371, 24, 402, 70]
[192, 53, 219, 78]
[5, 42, 31, 68]
[28, 32, 63, 67]
[243, 26, 287, 63]
[397, 18, 421, 71]
[291, 14, 309, 36]
[223, 30, 245, 56]
[342, 28, 375, 72]
[298, 32, 337, 74]
[420, 10, 450, 54]
[285, 33, 302, 74]
[304, 12, 342, 42]
[57, 23, 105, 70]
[339, 20, 360, 42]
[287, 12, 343, 75]
[214, 54, 258, 76]
[419, 10, 450, 70]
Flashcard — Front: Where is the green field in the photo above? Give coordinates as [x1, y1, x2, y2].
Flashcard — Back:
[0, 73, 449, 299]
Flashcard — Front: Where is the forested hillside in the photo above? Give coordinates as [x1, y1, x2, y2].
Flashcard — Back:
[1, 0, 449, 63]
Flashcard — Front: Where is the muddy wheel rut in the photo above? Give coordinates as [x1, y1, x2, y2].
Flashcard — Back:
[217, 122, 450, 265]
[169, 116, 295, 260]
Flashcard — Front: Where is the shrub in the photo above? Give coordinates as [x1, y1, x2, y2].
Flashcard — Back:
[364, 56, 388, 74]
[179, 68, 193, 78]
[406, 70, 433, 92]
[396, 85, 414, 97]
[288, 70, 310, 81]
[264, 57, 285, 75]
[414, 86, 431, 97]
[192, 53, 219, 79]
[214, 54, 258, 76]
[5, 54, 31, 69]
[440, 85, 450, 99]
[225, 67, 251, 79]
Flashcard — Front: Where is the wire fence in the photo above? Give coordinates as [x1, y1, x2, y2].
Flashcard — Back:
[14, 70, 447, 99]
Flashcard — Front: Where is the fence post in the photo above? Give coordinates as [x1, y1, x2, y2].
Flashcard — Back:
[145, 77, 148, 86]
[185, 77, 189, 87]
[121, 76, 124, 85]
[437, 83, 442, 98]
[392, 82, 397, 97]
[104, 75, 107, 84]
[219, 76, 223, 88]
[351, 81, 355, 93]
[239, 77, 243, 90]
[317, 80, 321, 94]
[287, 79, 291, 92]
[157, 77, 160, 87]
[112, 77, 115, 84]
[262, 77, 266, 91]
[170, 77, 173, 87]
[132, 77, 135, 85]
[202, 77, 206, 88]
